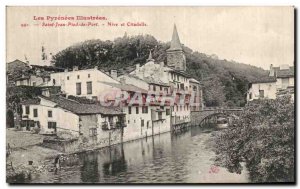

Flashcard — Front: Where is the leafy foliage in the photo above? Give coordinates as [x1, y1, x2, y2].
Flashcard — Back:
[6, 86, 42, 112]
[52, 34, 267, 107]
[214, 96, 294, 182]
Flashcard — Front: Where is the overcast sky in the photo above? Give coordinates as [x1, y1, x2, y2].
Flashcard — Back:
[6, 6, 294, 69]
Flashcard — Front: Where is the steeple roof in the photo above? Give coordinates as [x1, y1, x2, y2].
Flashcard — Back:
[168, 24, 183, 51]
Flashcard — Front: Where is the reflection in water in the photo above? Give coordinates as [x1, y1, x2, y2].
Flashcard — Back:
[30, 125, 249, 183]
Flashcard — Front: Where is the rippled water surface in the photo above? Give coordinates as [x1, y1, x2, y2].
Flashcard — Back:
[30, 126, 249, 183]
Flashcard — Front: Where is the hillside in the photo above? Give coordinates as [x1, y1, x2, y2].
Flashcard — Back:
[52, 34, 268, 107]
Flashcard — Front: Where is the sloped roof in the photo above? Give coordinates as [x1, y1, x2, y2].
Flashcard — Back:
[40, 96, 124, 115]
[117, 65, 137, 76]
[189, 78, 200, 84]
[20, 98, 40, 105]
[169, 69, 191, 78]
[101, 81, 148, 94]
[7, 59, 28, 66]
[167, 24, 183, 51]
[249, 76, 277, 84]
[143, 77, 170, 87]
[276, 67, 294, 78]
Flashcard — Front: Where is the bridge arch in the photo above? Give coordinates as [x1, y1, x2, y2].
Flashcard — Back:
[190, 107, 242, 127]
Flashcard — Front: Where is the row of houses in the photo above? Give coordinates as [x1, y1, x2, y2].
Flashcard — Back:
[14, 24, 204, 149]
[247, 64, 294, 102]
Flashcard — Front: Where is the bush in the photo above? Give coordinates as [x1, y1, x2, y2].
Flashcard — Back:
[214, 96, 294, 182]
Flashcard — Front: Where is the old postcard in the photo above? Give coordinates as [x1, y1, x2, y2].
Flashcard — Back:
[6, 6, 295, 184]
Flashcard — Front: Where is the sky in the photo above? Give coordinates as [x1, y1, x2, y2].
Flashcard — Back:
[6, 6, 294, 70]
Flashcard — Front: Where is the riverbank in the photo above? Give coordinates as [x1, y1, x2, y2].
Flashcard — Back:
[6, 129, 61, 182]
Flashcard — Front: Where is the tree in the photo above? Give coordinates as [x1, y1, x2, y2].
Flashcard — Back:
[214, 96, 294, 182]
[52, 34, 267, 107]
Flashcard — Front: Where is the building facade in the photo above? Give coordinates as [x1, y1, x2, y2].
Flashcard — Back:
[49, 66, 120, 101]
[247, 64, 294, 102]
[21, 96, 126, 145]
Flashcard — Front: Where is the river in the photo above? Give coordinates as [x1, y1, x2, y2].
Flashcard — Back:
[29, 125, 249, 183]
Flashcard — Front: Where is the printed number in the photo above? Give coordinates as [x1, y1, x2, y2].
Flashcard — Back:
[21, 23, 29, 27]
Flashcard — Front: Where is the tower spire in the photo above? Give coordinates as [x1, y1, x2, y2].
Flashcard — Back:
[169, 24, 182, 51]
[166, 24, 186, 71]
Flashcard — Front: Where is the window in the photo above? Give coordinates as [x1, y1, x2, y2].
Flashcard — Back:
[92, 96, 98, 101]
[153, 85, 156, 91]
[77, 75, 80, 79]
[176, 105, 178, 111]
[141, 119, 144, 127]
[128, 120, 130, 124]
[180, 83, 184, 90]
[147, 121, 149, 128]
[33, 109, 38, 117]
[136, 107, 139, 114]
[128, 107, 131, 114]
[158, 112, 162, 120]
[25, 106, 30, 114]
[180, 106, 182, 111]
[48, 122, 56, 129]
[32, 82, 36, 86]
[142, 106, 148, 114]
[249, 93, 252, 99]
[52, 79, 56, 85]
[76, 82, 81, 95]
[89, 128, 97, 137]
[88, 74, 90, 78]
[160, 86, 162, 91]
[48, 110, 52, 117]
[259, 90, 264, 98]
[87, 81, 92, 94]
[166, 108, 170, 116]
[164, 87, 168, 93]
[67, 76, 69, 80]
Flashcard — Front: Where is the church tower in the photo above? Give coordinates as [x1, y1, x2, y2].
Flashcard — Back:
[166, 24, 186, 71]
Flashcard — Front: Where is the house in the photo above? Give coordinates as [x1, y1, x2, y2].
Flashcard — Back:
[14, 74, 50, 87]
[269, 64, 294, 90]
[12, 64, 64, 87]
[20, 95, 126, 146]
[247, 77, 277, 101]
[247, 64, 294, 102]
[101, 80, 172, 141]
[49, 66, 120, 101]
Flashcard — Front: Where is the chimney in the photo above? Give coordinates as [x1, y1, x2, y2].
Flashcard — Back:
[110, 70, 118, 79]
[73, 66, 79, 71]
[64, 69, 68, 72]
[120, 77, 126, 84]
[269, 64, 274, 77]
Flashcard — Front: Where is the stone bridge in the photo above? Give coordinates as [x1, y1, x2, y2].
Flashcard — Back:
[190, 107, 243, 126]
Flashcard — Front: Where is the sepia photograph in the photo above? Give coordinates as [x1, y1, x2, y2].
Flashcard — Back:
[5, 6, 295, 184]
